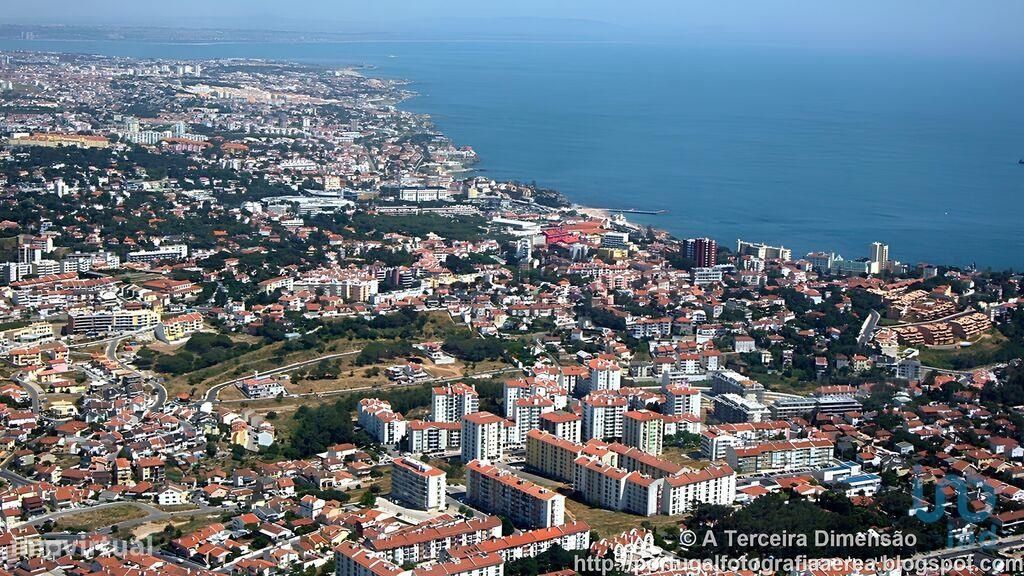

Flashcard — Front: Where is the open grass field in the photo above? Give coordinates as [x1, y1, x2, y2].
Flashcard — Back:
[750, 369, 818, 395]
[564, 495, 682, 538]
[661, 447, 711, 468]
[130, 511, 224, 541]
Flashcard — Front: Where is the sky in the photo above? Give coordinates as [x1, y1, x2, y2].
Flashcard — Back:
[2, 0, 1023, 59]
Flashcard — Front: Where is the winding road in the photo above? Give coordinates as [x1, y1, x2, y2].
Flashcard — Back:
[203, 349, 364, 402]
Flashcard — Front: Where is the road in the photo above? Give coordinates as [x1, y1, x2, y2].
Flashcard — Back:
[0, 464, 33, 487]
[10, 373, 42, 413]
[204, 349, 364, 402]
[921, 362, 1008, 378]
[66, 325, 156, 349]
[208, 350, 520, 403]
[218, 366, 521, 404]
[106, 333, 168, 410]
[907, 533, 1024, 566]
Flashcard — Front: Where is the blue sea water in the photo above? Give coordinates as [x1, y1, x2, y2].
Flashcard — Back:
[2, 38, 1023, 269]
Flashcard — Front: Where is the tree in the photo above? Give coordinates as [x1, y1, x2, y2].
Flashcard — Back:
[359, 490, 377, 507]
[500, 515, 515, 536]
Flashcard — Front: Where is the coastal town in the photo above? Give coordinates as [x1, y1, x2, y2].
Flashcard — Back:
[0, 49, 1023, 576]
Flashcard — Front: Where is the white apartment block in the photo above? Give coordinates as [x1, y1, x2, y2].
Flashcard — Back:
[466, 459, 565, 529]
[610, 443, 685, 479]
[365, 515, 502, 565]
[525, 429, 586, 482]
[662, 382, 701, 417]
[126, 244, 189, 263]
[512, 396, 555, 443]
[461, 411, 506, 463]
[431, 382, 479, 423]
[726, 438, 834, 474]
[67, 308, 161, 334]
[411, 554, 504, 576]
[504, 377, 570, 420]
[586, 358, 621, 393]
[391, 457, 447, 511]
[699, 421, 792, 460]
[660, 465, 737, 515]
[358, 398, 407, 446]
[572, 456, 660, 516]
[582, 392, 627, 441]
[710, 369, 766, 402]
[623, 410, 665, 456]
[408, 420, 461, 454]
[713, 393, 769, 424]
[539, 411, 582, 444]
[335, 542, 402, 576]
[443, 521, 591, 563]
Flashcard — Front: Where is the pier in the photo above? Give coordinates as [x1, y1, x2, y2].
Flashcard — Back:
[602, 208, 667, 215]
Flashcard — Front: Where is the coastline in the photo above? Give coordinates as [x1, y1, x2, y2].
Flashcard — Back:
[2, 41, 1020, 270]
[575, 206, 613, 221]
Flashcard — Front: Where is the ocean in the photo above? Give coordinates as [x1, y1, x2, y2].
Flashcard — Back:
[2, 38, 1023, 269]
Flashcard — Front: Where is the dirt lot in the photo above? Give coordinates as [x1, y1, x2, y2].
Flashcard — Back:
[55, 503, 149, 531]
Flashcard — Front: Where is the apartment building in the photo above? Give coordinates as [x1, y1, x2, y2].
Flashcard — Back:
[408, 420, 461, 454]
[700, 421, 792, 460]
[156, 312, 203, 343]
[660, 465, 736, 515]
[466, 460, 565, 529]
[432, 382, 479, 423]
[525, 429, 585, 482]
[769, 396, 863, 420]
[358, 398, 407, 446]
[572, 455, 659, 516]
[336, 542, 403, 576]
[411, 554, 504, 576]
[391, 457, 447, 511]
[126, 244, 188, 263]
[461, 411, 506, 463]
[365, 514, 502, 565]
[622, 410, 665, 456]
[726, 438, 835, 474]
[512, 396, 555, 443]
[713, 393, 769, 424]
[539, 410, 582, 444]
[609, 443, 684, 479]
[585, 358, 622, 394]
[662, 382, 701, 417]
[443, 521, 591, 562]
[582, 391, 627, 441]
[67, 308, 161, 334]
[710, 370, 766, 402]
